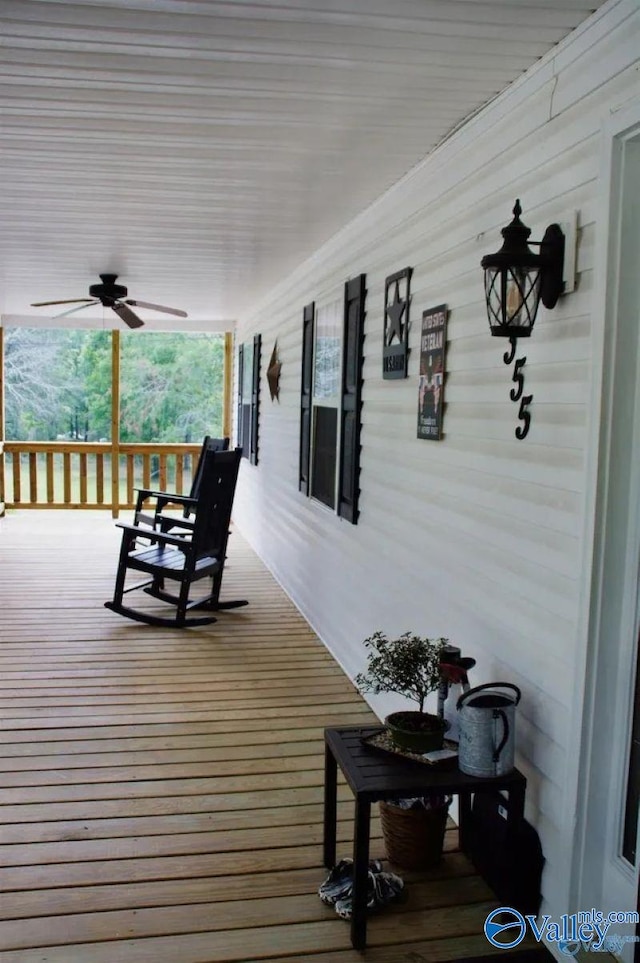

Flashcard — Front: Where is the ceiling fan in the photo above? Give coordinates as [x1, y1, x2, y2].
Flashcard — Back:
[30, 274, 188, 328]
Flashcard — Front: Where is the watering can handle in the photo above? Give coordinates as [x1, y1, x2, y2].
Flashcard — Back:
[493, 709, 509, 762]
[456, 681, 522, 710]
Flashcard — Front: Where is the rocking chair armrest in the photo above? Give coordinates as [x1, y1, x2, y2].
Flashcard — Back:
[134, 488, 197, 510]
[134, 487, 170, 510]
[135, 486, 176, 499]
[133, 504, 196, 528]
[115, 521, 196, 549]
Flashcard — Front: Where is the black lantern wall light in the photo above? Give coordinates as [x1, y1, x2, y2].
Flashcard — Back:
[481, 199, 566, 439]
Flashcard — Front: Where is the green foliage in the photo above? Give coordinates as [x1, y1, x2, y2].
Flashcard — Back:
[355, 631, 448, 714]
[4, 328, 224, 443]
[81, 331, 112, 438]
[120, 332, 223, 443]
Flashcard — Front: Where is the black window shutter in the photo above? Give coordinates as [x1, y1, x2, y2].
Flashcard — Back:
[237, 343, 245, 453]
[250, 334, 261, 465]
[338, 275, 366, 523]
[299, 301, 315, 493]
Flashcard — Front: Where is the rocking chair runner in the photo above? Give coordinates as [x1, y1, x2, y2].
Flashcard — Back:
[134, 435, 230, 533]
[105, 447, 247, 627]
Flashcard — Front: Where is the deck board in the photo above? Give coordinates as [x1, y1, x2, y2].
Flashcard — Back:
[0, 511, 524, 962]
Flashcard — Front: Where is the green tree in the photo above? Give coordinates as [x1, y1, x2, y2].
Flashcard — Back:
[120, 332, 224, 442]
[5, 328, 66, 439]
[4, 327, 224, 444]
[81, 332, 112, 439]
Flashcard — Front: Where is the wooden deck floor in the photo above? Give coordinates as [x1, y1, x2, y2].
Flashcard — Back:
[0, 511, 521, 963]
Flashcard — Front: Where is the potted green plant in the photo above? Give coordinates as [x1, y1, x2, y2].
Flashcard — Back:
[355, 631, 448, 752]
[355, 631, 452, 870]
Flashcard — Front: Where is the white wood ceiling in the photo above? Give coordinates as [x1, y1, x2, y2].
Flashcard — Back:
[0, 0, 607, 327]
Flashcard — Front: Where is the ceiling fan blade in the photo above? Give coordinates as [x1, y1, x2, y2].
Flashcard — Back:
[112, 301, 144, 329]
[31, 298, 94, 307]
[53, 301, 99, 319]
[125, 299, 188, 318]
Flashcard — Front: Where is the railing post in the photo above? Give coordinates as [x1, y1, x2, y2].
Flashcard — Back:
[111, 329, 121, 518]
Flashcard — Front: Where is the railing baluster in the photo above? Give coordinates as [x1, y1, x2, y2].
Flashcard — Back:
[176, 454, 184, 493]
[79, 453, 88, 504]
[12, 452, 21, 503]
[159, 453, 167, 491]
[97, 454, 104, 505]
[29, 453, 37, 503]
[143, 454, 151, 492]
[63, 452, 71, 504]
[46, 452, 54, 503]
[126, 454, 135, 506]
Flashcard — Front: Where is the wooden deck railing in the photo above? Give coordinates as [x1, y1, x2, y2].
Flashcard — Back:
[0, 441, 202, 517]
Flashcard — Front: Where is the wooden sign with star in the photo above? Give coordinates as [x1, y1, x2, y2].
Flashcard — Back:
[383, 266, 412, 379]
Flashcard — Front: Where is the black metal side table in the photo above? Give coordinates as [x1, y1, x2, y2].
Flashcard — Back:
[323, 725, 527, 951]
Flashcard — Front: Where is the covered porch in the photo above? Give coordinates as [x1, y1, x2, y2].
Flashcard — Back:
[0, 510, 528, 962]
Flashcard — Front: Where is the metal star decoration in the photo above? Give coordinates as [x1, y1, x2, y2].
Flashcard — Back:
[266, 341, 282, 401]
[385, 280, 406, 345]
[383, 266, 412, 379]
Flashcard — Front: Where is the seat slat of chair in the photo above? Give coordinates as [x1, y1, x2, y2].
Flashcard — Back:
[128, 547, 191, 572]
[128, 546, 221, 574]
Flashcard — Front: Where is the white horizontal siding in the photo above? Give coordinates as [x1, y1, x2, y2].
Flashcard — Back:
[233, 0, 640, 919]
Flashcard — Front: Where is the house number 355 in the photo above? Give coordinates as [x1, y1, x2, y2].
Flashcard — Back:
[503, 338, 533, 440]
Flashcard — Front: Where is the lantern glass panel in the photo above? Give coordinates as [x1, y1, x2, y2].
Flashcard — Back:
[484, 264, 542, 336]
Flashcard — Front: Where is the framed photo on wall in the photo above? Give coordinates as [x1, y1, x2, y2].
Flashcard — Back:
[417, 304, 448, 441]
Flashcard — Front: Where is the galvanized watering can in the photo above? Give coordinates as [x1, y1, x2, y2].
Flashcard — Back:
[457, 682, 521, 778]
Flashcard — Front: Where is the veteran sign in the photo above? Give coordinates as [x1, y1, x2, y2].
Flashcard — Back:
[417, 304, 447, 440]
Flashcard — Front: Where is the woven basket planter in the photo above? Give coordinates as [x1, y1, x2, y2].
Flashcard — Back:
[379, 799, 449, 870]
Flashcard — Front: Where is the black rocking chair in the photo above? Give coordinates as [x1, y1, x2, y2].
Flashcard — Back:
[105, 447, 247, 628]
[133, 435, 230, 532]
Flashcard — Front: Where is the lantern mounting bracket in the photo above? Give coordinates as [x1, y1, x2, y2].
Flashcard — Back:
[535, 223, 565, 310]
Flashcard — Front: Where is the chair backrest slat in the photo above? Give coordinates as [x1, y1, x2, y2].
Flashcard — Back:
[190, 447, 242, 559]
[189, 436, 230, 501]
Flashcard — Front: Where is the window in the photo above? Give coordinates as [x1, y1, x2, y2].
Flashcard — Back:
[310, 299, 342, 508]
[299, 275, 366, 522]
[237, 334, 261, 463]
